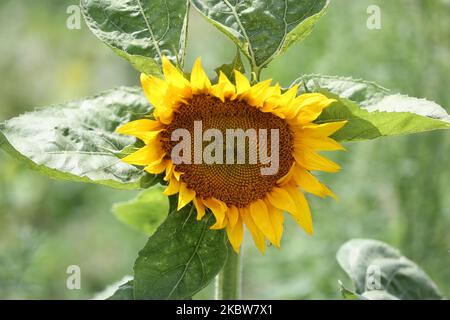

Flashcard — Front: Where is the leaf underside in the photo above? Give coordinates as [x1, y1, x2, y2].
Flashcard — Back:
[80, 0, 190, 75]
[336, 239, 444, 300]
[0, 87, 151, 189]
[295, 75, 450, 141]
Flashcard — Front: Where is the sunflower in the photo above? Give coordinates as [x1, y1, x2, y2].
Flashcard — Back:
[117, 57, 346, 253]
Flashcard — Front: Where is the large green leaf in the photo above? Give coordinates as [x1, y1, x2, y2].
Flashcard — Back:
[134, 204, 228, 299]
[0, 87, 151, 189]
[81, 0, 190, 75]
[113, 186, 168, 235]
[337, 239, 444, 300]
[295, 75, 450, 141]
[191, 0, 329, 71]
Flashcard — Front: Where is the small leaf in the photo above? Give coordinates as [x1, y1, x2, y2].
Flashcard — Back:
[113, 187, 168, 235]
[81, 0, 190, 75]
[139, 173, 162, 189]
[191, 0, 329, 70]
[214, 48, 245, 81]
[0, 87, 150, 189]
[338, 281, 398, 300]
[338, 281, 364, 300]
[336, 239, 444, 300]
[133, 204, 228, 300]
[295, 75, 450, 141]
[107, 280, 135, 300]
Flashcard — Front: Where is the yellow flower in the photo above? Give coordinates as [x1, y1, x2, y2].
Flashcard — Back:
[117, 57, 346, 253]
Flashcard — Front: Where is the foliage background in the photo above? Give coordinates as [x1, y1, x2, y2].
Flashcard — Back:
[0, 0, 448, 299]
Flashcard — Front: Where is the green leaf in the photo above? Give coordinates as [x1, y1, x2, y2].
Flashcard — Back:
[360, 290, 399, 300]
[0, 87, 151, 190]
[92, 276, 133, 299]
[337, 281, 364, 300]
[107, 280, 135, 300]
[80, 0, 190, 75]
[295, 75, 450, 141]
[336, 239, 444, 300]
[113, 187, 168, 235]
[338, 281, 397, 300]
[133, 204, 228, 300]
[214, 48, 245, 81]
[191, 0, 329, 70]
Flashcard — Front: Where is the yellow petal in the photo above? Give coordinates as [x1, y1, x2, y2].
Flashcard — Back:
[244, 79, 272, 107]
[285, 184, 314, 235]
[203, 197, 227, 227]
[297, 95, 336, 124]
[260, 83, 282, 112]
[173, 168, 182, 181]
[144, 158, 167, 174]
[277, 85, 298, 107]
[178, 182, 196, 210]
[293, 147, 341, 173]
[190, 57, 211, 93]
[291, 93, 325, 109]
[211, 71, 237, 102]
[211, 82, 226, 102]
[164, 161, 174, 181]
[227, 205, 239, 229]
[233, 70, 251, 97]
[156, 106, 174, 125]
[249, 199, 277, 246]
[226, 216, 244, 253]
[267, 204, 284, 247]
[277, 163, 295, 185]
[266, 187, 297, 214]
[116, 119, 162, 135]
[292, 165, 336, 199]
[116, 119, 163, 144]
[193, 197, 206, 220]
[283, 93, 322, 120]
[293, 166, 336, 199]
[164, 82, 193, 108]
[210, 215, 228, 230]
[301, 121, 347, 137]
[121, 145, 164, 166]
[162, 56, 190, 88]
[241, 207, 266, 253]
[139, 131, 163, 145]
[218, 71, 236, 98]
[163, 177, 180, 196]
[164, 160, 183, 182]
[140, 73, 168, 110]
[295, 136, 346, 152]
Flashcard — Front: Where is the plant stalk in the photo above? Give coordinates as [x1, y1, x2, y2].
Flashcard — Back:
[215, 245, 242, 300]
[251, 66, 261, 84]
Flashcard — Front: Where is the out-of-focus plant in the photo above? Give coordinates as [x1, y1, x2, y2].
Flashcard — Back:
[337, 239, 445, 300]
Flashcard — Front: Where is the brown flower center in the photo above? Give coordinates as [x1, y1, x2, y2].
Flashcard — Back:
[161, 94, 294, 207]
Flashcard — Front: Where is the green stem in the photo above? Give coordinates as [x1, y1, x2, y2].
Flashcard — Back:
[251, 66, 261, 84]
[215, 245, 242, 300]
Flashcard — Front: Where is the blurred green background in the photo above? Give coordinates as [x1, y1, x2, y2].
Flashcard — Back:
[0, 0, 449, 299]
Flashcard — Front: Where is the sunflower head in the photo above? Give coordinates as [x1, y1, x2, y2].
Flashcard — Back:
[117, 57, 345, 253]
